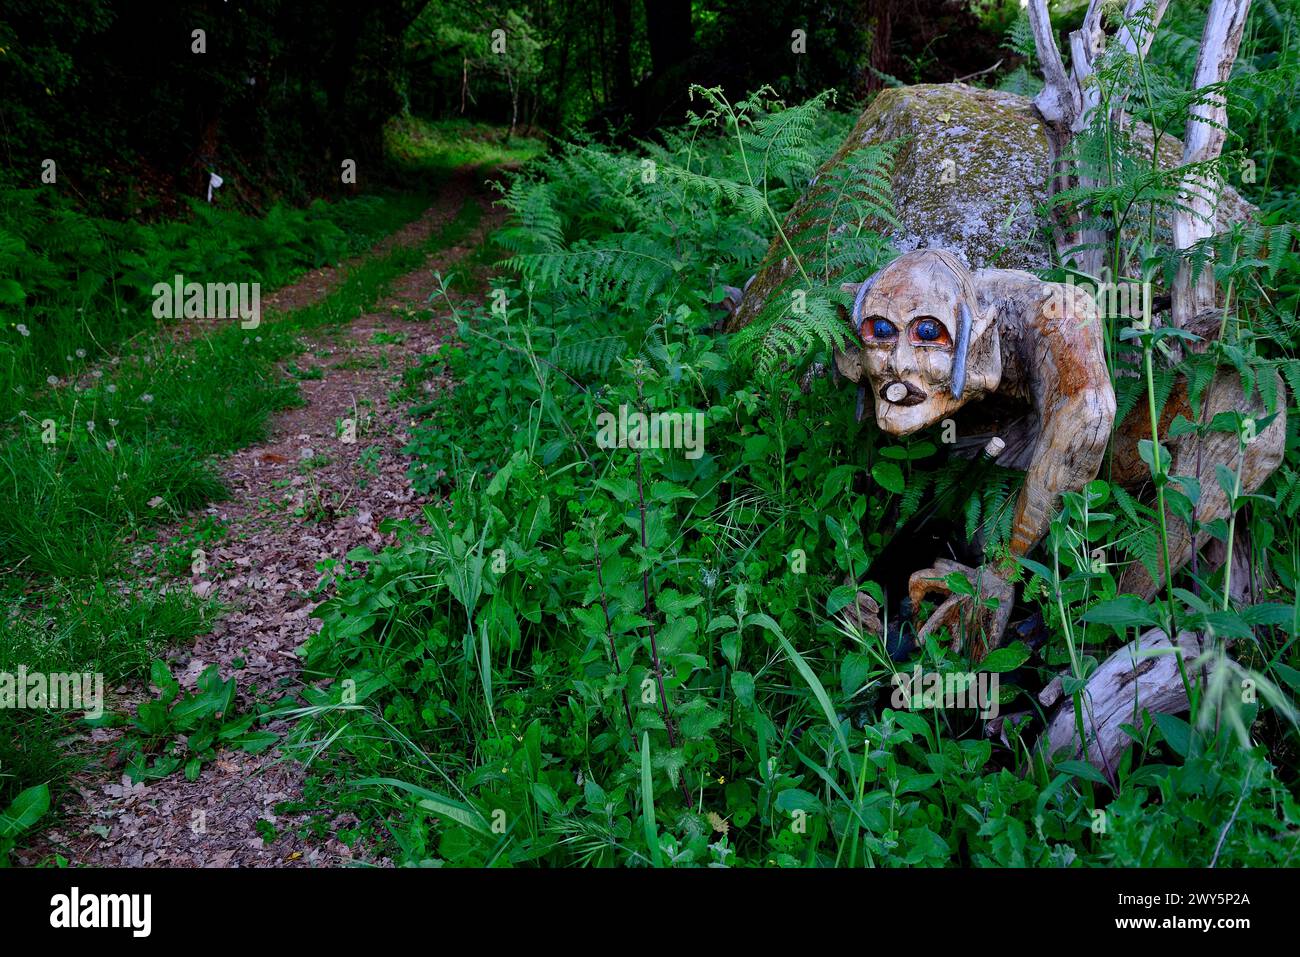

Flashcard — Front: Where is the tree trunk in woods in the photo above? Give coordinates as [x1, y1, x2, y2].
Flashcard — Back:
[611, 0, 634, 111]
[863, 0, 894, 94]
[527, 87, 540, 137]
[597, 14, 610, 105]
[620, 0, 693, 129]
[507, 65, 518, 140]
[194, 114, 222, 201]
[643, 0, 692, 80]
[552, 0, 573, 126]
[587, 43, 600, 109]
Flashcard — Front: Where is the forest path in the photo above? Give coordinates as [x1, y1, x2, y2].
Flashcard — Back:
[19, 171, 503, 868]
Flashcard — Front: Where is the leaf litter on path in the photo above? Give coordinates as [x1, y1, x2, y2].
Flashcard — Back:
[17, 183, 505, 868]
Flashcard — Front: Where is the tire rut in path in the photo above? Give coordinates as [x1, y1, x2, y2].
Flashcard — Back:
[19, 181, 503, 868]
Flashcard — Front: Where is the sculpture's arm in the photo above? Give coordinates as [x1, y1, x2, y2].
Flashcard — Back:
[1006, 285, 1116, 559]
[907, 279, 1115, 658]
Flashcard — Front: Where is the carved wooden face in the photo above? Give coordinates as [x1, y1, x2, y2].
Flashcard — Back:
[849, 250, 1001, 436]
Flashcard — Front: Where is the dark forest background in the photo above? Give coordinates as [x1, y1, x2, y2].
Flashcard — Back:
[0, 0, 1007, 215]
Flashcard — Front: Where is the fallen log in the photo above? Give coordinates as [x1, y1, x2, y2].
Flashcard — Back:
[1038, 627, 1213, 782]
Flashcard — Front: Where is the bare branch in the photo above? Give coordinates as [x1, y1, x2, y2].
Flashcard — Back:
[1116, 0, 1171, 58]
[1027, 0, 1071, 129]
[1109, 0, 1173, 133]
[1172, 0, 1253, 331]
[1067, 0, 1106, 133]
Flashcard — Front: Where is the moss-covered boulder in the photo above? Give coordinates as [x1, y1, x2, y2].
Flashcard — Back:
[728, 82, 1254, 332]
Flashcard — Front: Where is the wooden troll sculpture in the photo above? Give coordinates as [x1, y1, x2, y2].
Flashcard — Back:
[834, 249, 1286, 654]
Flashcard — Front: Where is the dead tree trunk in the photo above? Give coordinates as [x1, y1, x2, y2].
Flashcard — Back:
[1026, 0, 1171, 278]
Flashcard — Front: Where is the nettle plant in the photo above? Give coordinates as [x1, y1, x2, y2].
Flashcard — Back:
[298, 84, 1299, 866]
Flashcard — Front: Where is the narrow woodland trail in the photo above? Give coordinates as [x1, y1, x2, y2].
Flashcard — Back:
[18, 174, 504, 868]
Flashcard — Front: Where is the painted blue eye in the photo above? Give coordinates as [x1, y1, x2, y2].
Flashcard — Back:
[915, 318, 942, 342]
[871, 319, 897, 339]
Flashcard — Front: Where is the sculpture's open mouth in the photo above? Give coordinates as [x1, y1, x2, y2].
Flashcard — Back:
[880, 380, 927, 406]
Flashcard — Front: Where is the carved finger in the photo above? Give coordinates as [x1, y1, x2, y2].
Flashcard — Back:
[916, 594, 969, 648]
[907, 559, 977, 610]
[971, 596, 1014, 661]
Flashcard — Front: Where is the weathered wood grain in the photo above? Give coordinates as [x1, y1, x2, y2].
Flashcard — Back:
[1039, 628, 1213, 781]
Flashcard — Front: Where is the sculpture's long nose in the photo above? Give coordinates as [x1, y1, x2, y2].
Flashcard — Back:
[883, 341, 928, 405]
[887, 339, 919, 378]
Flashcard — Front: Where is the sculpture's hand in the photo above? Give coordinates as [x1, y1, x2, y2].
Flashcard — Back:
[908, 559, 1014, 660]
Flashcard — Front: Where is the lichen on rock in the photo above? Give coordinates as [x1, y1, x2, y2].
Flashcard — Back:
[728, 82, 1254, 333]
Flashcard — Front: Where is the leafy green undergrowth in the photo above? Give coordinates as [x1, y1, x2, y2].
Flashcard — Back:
[0, 185, 437, 423]
[0, 784, 49, 867]
[0, 182, 486, 827]
[296, 90, 1300, 867]
[0, 583, 218, 836]
[87, 661, 280, 785]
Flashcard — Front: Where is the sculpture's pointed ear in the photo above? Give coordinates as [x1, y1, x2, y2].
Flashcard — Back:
[952, 300, 1002, 398]
[833, 345, 863, 383]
